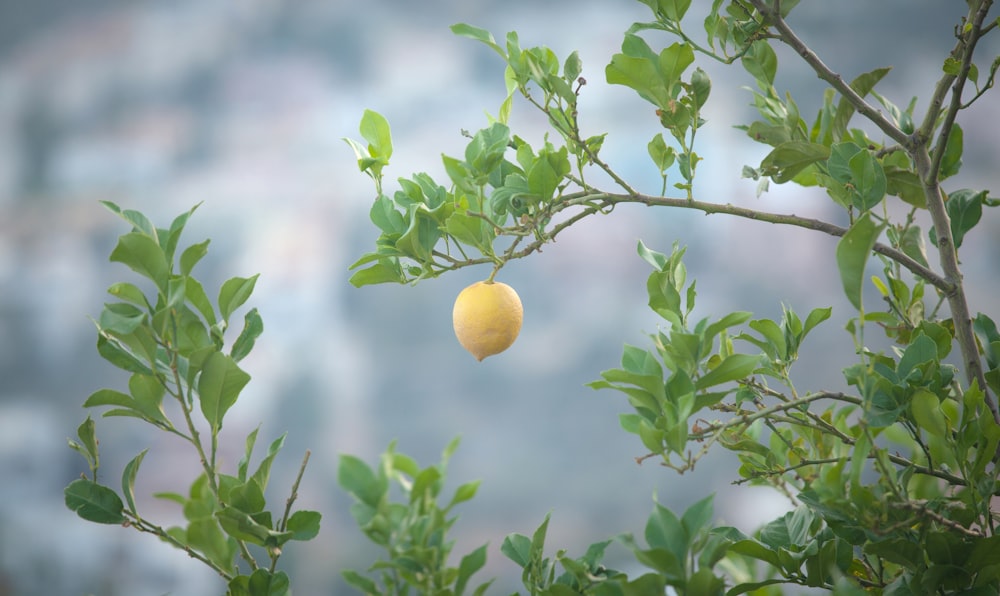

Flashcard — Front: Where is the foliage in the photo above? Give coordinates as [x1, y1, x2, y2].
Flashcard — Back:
[344, 0, 1000, 594]
[338, 438, 493, 596]
[65, 201, 320, 595]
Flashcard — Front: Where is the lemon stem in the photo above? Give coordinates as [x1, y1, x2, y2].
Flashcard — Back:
[486, 264, 500, 283]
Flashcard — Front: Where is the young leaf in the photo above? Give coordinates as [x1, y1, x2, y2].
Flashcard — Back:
[359, 109, 393, 160]
[696, 353, 759, 389]
[198, 351, 251, 432]
[847, 149, 887, 211]
[455, 544, 489, 596]
[681, 494, 715, 539]
[448, 480, 482, 509]
[342, 570, 378, 594]
[218, 274, 259, 323]
[451, 23, 507, 60]
[230, 307, 263, 362]
[836, 213, 883, 311]
[216, 507, 292, 547]
[106, 282, 150, 308]
[501, 532, 533, 568]
[121, 449, 148, 515]
[348, 258, 406, 287]
[338, 454, 385, 508]
[286, 510, 322, 541]
[180, 239, 210, 276]
[646, 501, 686, 561]
[96, 334, 152, 374]
[109, 232, 170, 291]
[910, 389, 948, 437]
[931, 188, 985, 249]
[938, 123, 963, 179]
[76, 417, 99, 468]
[251, 432, 287, 492]
[832, 67, 891, 141]
[741, 39, 777, 86]
[238, 426, 260, 482]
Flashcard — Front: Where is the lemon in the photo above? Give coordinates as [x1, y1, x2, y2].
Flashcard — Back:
[452, 280, 523, 361]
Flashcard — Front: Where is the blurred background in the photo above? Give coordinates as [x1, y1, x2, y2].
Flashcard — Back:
[1, 1, 997, 594]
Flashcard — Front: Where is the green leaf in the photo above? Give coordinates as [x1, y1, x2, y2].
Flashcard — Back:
[113, 205, 158, 239]
[180, 239, 210, 276]
[370, 194, 406, 234]
[827, 141, 863, 185]
[445, 212, 492, 252]
[938, 123, 962, 179]
[348, 258, 405, 287]
[607, 53, 667, 107]
[646, 501, 686, 561]
[286, 510, 322, 541]
[238, 426, 260, 482]
[451, 23, 506, 60]
[637, 239, 669, 270]
[198, 351, 251, 432]
[529, 512, 551, 561]
[884, 166, 926, 208]
[395, 206, 441, 262]
[229, 569, 290, 596]
[110, 232, 170, 291]
[747, 318, 787, 361]
[897, 224, 929, 268]
[934, 188, 985, 249]
[563, 50, 582, 82]
[801, 306, 833, 337]
[231, 308, 263, 362]
[84, 381, 167, 427]
[184, 277, 217, 326]
[98, 302, 146, 336]
[897, 334, 938, 380]
[648, 133, 677, 173]
[681, 494, 715, 538]
[696, 353, 758, 389]
[65, 478, 126, 524]
[218, 274, 259, 323]
[455, 544, 489, 596]
[76, 416, 99, 466]
[836, 212, 883, 311]
[228, 479, 266, 514]
[251, 432, 286, 492]
[106, 282, 149, 308]
[359, 109, 393, 160]
[96, 333, 152, 374]
[832, 67, 891, 142]
[216, 507, 292, 547]
[342, 570, 378, 594]
[911, 389, 947, 437]
[449, 480, 481, 508]
[501, 532, 533, 568]
[760, 141, 830, 183]
[847, 149, 886, 211]
[741, 40, 777, 86]
[121, 449, 148, 515]
[465, 122, 511, 178]
[338, 454, 385, 508]
[658, 42, 695, 88]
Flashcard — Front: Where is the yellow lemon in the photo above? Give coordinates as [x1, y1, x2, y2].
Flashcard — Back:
[452, 280, 523, 361]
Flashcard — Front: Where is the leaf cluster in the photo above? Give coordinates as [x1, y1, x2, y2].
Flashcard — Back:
[338, 438, 492, 596]
[65, 202, 320, 595]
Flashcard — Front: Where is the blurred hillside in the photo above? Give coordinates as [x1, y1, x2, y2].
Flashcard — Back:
[0, 1, 997, 594]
